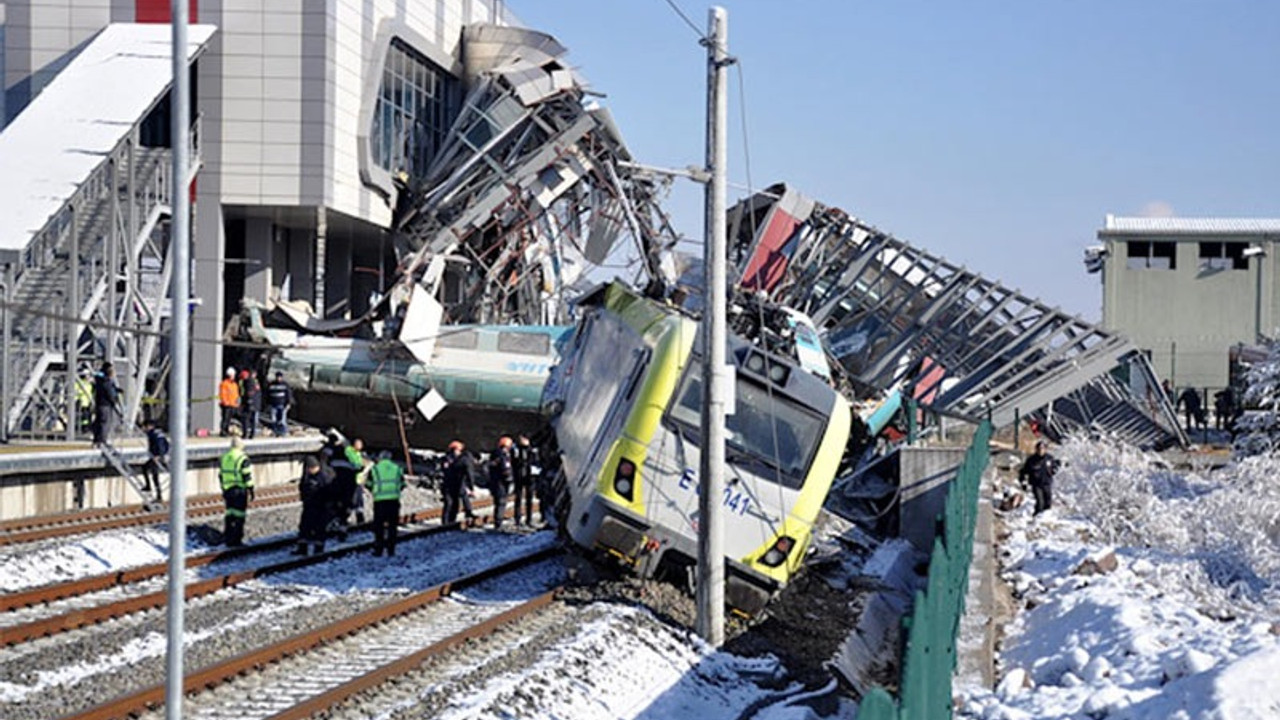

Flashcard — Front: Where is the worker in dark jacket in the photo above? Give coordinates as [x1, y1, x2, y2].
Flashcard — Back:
[327, 448, 359, 541]
[1018, 441, 1059, 516]
[239, 369, 263, 439]
[489, 436, 514, 530]
[92, 362, 122, 445]
[1177, 386, 1205, 434]
[440, 440, 477, 527]
[365, 451, 405, 557]
[511, 435, 539, 526]
[219, 436, 255, 546]
[265, 371, 293, 436]
[294, 455, 332, 556]
[141, 418, 169, 502]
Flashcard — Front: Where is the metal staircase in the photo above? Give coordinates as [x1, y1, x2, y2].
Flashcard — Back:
[2, 123, 198, 440]
[99, 439, 165, 509]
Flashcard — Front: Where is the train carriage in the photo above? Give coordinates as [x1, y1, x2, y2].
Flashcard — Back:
[546, 282, 852, 614]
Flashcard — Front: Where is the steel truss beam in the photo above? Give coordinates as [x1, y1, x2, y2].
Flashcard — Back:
[727, 184, 1186, 449]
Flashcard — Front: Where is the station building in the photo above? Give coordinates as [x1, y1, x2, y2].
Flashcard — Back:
[1090, 215, 1280, 391]
[0, 0, 519, 432]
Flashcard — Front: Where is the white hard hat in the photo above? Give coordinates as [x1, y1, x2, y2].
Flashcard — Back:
[226, 367, 236, 378]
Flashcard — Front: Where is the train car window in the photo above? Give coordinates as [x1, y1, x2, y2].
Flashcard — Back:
[666, 368, 825, 489]
[452, 380, 479, 402]
[497, 331, 551, 355]
[437, 329, 478, 349]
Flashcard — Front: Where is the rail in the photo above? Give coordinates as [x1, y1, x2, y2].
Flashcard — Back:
[59, 545, 561, 720]
[1, 509, 502, 646]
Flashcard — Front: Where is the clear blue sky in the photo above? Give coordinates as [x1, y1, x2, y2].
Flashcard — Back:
[508, 1, 1280, 321]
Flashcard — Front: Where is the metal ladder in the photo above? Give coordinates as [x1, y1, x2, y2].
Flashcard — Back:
[98, 440, 164, 510]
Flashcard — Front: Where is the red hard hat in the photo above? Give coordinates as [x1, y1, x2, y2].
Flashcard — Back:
[448, 440, 464, 452]
[498, 436, 513, 449]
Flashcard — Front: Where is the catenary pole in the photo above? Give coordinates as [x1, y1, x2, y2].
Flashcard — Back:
[696, 5, 729, 647]
[165, 1, 191, 717]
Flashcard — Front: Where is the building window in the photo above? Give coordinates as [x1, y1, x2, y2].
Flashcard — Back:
[1198, 242, 1248, 270]
[371, 39, 457, 179]
[1126, 241, 1177, 270]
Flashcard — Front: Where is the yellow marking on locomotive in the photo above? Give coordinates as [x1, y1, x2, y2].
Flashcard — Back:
[741, 395, 853, 582]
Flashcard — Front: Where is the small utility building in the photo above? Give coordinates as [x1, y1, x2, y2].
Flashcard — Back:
[1091, 216, 1280, 391]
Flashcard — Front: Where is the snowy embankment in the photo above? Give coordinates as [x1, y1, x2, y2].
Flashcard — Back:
[960, 436, 1280, 720]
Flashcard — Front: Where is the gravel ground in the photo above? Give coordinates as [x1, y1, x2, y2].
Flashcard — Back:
[0, 525, 553, 719]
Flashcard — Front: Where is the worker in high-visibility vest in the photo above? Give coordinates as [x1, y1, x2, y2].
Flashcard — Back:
[74, 367, 94, 434]
[364, 450, 404, 557]
[219, 436, 255, 546]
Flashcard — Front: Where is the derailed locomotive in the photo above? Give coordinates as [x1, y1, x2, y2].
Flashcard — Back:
[542, 282, 852, 614]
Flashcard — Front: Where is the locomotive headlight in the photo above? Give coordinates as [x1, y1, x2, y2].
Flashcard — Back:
[760, 535, 796, 567]
[613, 458, 637, 501]
[768, 363, 789, 384]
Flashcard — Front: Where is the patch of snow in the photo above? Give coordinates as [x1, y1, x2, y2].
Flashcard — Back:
[959, 435, 1280, 720]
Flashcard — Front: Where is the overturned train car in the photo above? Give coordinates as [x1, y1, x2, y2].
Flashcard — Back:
[270, 324, 571, 450]
[543, 282, 852, 615]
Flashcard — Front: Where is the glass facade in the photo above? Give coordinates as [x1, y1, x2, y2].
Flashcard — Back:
[371, 39, 457, 179]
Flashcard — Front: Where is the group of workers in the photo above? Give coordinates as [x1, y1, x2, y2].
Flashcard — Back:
[218, 367, 293, 439]
[440, 434, 544, 531]
[217, 430, 544, 556]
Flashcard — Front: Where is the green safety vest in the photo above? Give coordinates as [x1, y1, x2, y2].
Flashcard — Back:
[366, 459, 404, 501]
[219, 448, 252, 491]
[345, 445, 365, 467]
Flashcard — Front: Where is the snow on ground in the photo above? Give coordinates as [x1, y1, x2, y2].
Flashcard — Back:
[0, 526, 186, 592]
[960, 436, 1280, 720]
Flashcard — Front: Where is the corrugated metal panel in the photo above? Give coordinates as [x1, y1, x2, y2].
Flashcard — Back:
[1102, 216, 1280, 235]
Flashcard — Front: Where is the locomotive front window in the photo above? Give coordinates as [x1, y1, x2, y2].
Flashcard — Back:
[668, 369, 825, 489]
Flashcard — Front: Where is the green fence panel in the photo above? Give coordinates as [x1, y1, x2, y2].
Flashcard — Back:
[856, 420, 991, 720]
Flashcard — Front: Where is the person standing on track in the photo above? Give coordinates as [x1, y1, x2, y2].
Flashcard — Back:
[327, 443, 358, 541]
[440, 440, 476, 527]
[294, 455, 332, 556]
[512, 434, 538, 527]
[219, 435, 255, 546]
[218, 367, 240, 437]
[488, 436, 514, 530]
[365, 450, 405, 557]
[345, 438, 370, 525]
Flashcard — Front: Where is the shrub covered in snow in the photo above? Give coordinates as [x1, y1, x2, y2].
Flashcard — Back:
[1233, 339, 1280, 457]
[1053, 435, 1280, 611]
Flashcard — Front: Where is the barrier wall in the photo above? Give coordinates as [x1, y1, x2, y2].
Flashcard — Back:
[856, 420, 992, 720]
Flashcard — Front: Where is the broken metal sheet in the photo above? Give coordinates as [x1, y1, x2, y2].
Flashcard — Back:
[400, 284, 444, 366]
[389, 24, 678, 328]
[727, 183, 1187, 449]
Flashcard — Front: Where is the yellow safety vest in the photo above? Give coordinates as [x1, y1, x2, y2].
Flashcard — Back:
[74, 377, 93, 407]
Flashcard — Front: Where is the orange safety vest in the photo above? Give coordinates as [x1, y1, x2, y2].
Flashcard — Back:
[219, 379, 241, 408]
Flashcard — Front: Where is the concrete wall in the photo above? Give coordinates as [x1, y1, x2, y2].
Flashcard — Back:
[898, 445, 967, 554]
[0, 435, 322, 520]
[1102, 236, 1279, 389]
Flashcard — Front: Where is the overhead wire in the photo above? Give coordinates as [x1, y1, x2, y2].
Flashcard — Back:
[659, 0, 707, 40]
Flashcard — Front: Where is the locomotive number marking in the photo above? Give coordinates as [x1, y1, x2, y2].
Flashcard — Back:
[677, 467, 753, 517]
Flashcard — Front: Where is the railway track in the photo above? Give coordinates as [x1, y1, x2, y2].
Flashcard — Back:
[0, 484, 300, 546]
[61, 545, 563, 720]
[0, 500, 501, 643]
